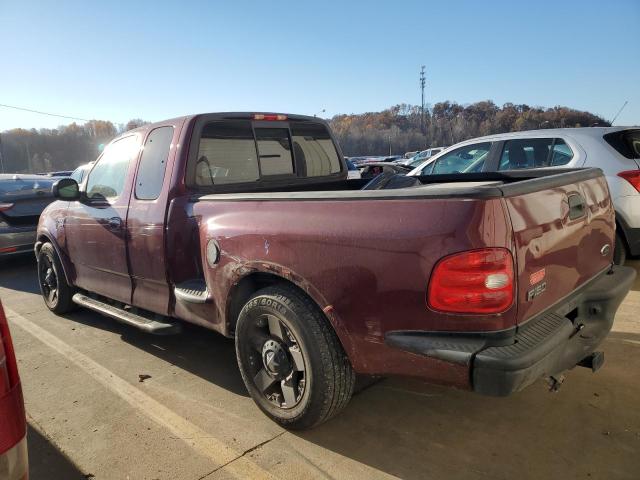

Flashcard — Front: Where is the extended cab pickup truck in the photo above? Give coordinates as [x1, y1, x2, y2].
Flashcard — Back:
[36, 113, 636, 429]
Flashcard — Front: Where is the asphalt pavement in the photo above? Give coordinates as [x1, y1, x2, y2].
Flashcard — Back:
[1, 255, 639, 480]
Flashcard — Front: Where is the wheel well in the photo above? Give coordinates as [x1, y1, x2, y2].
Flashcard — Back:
[615, 220, 630, 253]
[35, 235, 71, 283]
[226, 272, 318, 336]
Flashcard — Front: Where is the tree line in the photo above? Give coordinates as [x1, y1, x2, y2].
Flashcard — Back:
[329, 101, 610, 156]
[0, 119, 148, 173]
[0, 101, 610, 173]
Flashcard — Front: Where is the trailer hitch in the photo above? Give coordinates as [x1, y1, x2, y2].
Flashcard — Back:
[546, 374, 565, 392]
[577, 351, 605, 372]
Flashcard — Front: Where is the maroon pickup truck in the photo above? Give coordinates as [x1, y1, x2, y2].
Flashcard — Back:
[36, 113, 635, 429]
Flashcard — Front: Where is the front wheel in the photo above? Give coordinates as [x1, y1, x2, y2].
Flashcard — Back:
[235, 284, 355, 430]
[37, 243, 76, 313]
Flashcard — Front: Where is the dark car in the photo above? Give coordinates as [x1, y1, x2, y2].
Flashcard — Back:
[0, 300, 28, 480]
[0, 174, 58, 256]
[36, 112, 634, 429]
[358, 162, 411, 179]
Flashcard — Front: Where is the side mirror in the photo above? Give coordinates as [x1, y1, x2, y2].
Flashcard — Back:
[52, 178, 80, 200]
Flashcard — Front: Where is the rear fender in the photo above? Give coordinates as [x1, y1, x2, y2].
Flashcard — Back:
[219, 261, 357, 362]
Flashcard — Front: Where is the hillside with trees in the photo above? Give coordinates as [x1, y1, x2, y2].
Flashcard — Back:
[0, 101, 609, 173]
[330, 101, 609, 156]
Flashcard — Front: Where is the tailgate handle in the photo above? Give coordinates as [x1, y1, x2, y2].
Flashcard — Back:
[568, 193, 586, 220]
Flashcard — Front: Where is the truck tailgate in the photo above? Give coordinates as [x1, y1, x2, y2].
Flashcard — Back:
[503, 171, 615, 325]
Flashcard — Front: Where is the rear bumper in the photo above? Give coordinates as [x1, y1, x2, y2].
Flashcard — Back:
[386, 265, 636, 396]
[0, 227, 36, 256]
[0, 436, 28, 480]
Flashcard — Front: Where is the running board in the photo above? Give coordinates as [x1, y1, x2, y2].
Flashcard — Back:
[72, 293, 182, 335]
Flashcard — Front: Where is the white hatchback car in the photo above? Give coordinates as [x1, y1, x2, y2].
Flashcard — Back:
[408, 127, 640, 264]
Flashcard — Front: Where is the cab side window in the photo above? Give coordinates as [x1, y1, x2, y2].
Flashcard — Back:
[86, 135, 139, 201]
[425, 142, 491, 175]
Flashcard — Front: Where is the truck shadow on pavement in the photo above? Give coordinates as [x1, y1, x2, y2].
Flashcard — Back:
[28, 424, 87, 480]
[0, 254, 41, 295]
[63, 308, 251, 397]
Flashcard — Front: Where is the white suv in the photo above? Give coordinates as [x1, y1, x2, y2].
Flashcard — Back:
[408, 127, 640, 264]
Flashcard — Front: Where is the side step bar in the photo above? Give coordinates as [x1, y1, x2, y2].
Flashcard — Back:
[72, 293, 182, 335]
[174, 279, 209, 304]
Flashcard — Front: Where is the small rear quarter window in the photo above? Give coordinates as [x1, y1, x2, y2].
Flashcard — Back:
[136, 126, 174, 200]
[604, 130, 640, 159]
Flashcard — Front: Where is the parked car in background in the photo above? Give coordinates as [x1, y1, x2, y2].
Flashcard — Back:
[346, 159, 361, 179]
[408, 127, 640, 264]
[47, 170, 74, 177]
[358, 162, 412, 179]
[349, 156, 385, 166]
[0, 301, 28, 480]
[0, 174, 58, 257]
[69, 162, 94, 185]
[399, 147, 445, 166]
[36, 112, 635, 430]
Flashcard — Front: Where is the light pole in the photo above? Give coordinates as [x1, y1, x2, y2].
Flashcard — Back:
[0, 133, 5, 173]
[420, 66, 426, 134]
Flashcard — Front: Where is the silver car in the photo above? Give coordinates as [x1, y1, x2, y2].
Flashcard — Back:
[408, 127, 640, 264]
[0, 174, 59, 256]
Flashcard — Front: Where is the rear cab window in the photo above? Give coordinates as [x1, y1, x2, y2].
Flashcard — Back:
[499, 138, 573, 170]
[188, 116, 342, 189]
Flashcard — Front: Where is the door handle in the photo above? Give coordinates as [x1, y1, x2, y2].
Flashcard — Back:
[108, 217, 122, 229]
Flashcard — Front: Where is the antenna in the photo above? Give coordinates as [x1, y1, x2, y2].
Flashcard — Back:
[610, 100, 628, 126]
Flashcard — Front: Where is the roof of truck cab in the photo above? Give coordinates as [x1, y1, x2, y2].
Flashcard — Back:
[128, 112, 325, 131]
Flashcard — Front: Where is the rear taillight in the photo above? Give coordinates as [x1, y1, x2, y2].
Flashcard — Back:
[0, 302, 25, 456]
[428, 248, 515, 314]
[618, 170, 640, 192]
[0, 203, 13, 212]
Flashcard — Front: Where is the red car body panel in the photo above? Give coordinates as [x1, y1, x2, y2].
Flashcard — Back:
[0, 302, 28, 480]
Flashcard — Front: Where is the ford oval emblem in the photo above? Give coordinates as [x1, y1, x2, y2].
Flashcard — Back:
[600, 244, 611, 256]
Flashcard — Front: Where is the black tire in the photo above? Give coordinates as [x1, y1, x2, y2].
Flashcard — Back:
[37, 243, 76, 314]
[235, 284, 355, 430]
[613, 230, 627, 266]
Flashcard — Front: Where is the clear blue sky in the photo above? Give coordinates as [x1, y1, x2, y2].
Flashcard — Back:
[1, 0, 638, 131]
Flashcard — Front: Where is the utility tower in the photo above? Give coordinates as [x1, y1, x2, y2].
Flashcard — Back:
[420, 66, 426, 135]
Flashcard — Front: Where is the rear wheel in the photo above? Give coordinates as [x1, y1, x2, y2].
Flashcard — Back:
[37, 243, 75, 313]
[235, 284, 355, 430]
[613, 230, 627, 265]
